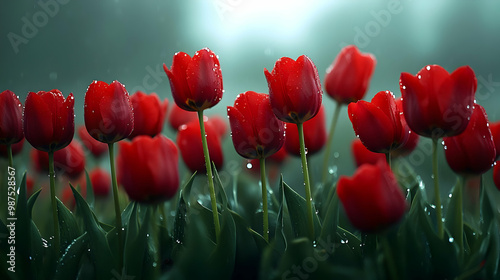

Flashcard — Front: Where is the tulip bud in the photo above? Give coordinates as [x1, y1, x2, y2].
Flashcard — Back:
[284, 106, 326, 156]
[0, 90, 24, 145]
[77, 126, 108, 158]
[351, 138, 385, 167]
[24, 90, 74, 152]
[265, 55, 322, 124]
[168, 102, 198, 130]
[128, 91, 168, 139]
[337, 161, 407, 232]
[84, 80, 134, 143]
[324, 45, 376, 104]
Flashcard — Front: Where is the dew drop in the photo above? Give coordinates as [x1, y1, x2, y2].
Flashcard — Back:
[426, 66, 431, 70]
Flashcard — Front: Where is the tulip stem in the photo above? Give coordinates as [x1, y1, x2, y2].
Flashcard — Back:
[385, 151, 391, 169]
[259, 157, 269, 242]
[108, 143, 124, 270]
[322, 102, 341, 183]
[7, 144, 13, 168]
[48, 151, 60, 255]
[432, 138, 444, 239]
[298, 123, 315, 241]
[198, 110, 221, 243]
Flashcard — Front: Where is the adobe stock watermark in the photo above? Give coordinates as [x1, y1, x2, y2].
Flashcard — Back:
[7, 0, 71, 54]
[339, 0, 404, 49]
[6, 167, 17, 273]
[128, 64, 166, 94]
[213, 0, 243, 21]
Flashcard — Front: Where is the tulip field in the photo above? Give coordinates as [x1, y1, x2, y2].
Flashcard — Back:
[1, 45, 500, 280]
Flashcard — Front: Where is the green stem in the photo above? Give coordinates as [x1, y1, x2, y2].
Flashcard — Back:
[7, 144, 13, 168]
[322, 102, 342, 183]
[386, 151, 391, 169]
[457, 176, 464, 262]
[260, 158, 269, 242]
[380, 234, 399, 280]
[432, 138, 444, 239]
[108, 143, 123, 270]
[48, 151, 60, 255]
[198, 110, 221, 243]
[298, 123, 315, 241]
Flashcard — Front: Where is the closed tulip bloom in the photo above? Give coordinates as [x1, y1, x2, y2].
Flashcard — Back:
[337, 161, 407, 232]
[128, 91, 168, 139]
[348, 91, 408, 153]
[400, 65, 477, 138]
[227, 91, 285, 159]
[163, 48, 223, 112]
[177, 118, 223, 173]
[77, 125, 108, 157]
[84, 80, 134, 143]
[0, 139, 24, 158]
[118, 135, 179, 203]
[89, 168, 111, 197]
[207, 115, 228, 140]
[24, 90, 74, 152]
[168, 102, 198, 130]
[444, 105, 496, 176]
[0, 90, 23, 145]
[489, 121, 500, 160]
[351, 138, 385, 167]
[324, 45, 376, 104]
[284, 105, 326, 156]
[31, 139, 86, 179]
[264, 55, 322, 123]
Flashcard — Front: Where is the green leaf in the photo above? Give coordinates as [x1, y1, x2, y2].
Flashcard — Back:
[26, 189, 42, 219]
[248, 227, 268, 253]
[173, 172, 197, 246]
[14, 172, 34, 279]
[71, 184, 116, 280]
[124, 203, 151, 279]
[282, 181, 321, 239]
[484, 221, 500, 278]
[85, 170, 95, 210]
[444, 177, 464, 260]
[54, 232, 89, 280]
[56, 198, 81, 251]
[274, 176, 287, 254]
[229, 210, 260, 280]
[213, 162, 228, 208]
[320, 189, 339, 241]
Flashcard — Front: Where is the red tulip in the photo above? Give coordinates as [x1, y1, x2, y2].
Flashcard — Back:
[227, 91, 285, 159]
[128, 91, 168, 139]
[163, 48, 223, 112]
[24, 90, 74, 152]
[337, 161, 407, 232]
[89, 168, 111, 197]
[207, 115, 228, 140]
[118, 135, 179, 203]
[264, 55, 322, 124]
[31, 139, 86, 179]
[489, 121, 500, 160]
[77, 125, 108, 157]
[0, 139, 24, 158]
[0, 90, 24, 145]
[84, 80, 134, 143]
[400, 65, 477, 138]
[284, 105, 326, 156]
[324, 45, 376, 104]
[168, 102, 198, 130]
[443, 105, 496, 175]
[351, 138, 385, 168]
[348, 91, 409, 153]
[177, 118, 223, 173]
[392, 98, 419, 157]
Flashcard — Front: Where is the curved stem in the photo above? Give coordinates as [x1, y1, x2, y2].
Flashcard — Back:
[108, 143, 123, 270]
[432, 138, 444, 239]
[198, 110, 221, 243]
[48, 151, 60, 255]
[298, 123, 315, 241]
[260, 158, 269, 242]
[322, 102, 341, 183]
[380, 234, 399, 280]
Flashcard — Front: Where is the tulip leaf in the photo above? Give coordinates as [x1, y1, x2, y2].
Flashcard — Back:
[210, 206, 236, 279]
[248, 227, 268, 252]
[320, 188, 340, 241]
[274, 176, 288, 253]
[54, 232, 89, 280]
[124, 203, 151, 279]
[120, 201, 136, 228]
[485, 221, 500, 278]
[213, 162, 228, 208]
[85, 169, 95, 210]
[282, 181, 321, 239]
[71, 184, 116, 279]
[14, 172, 35, 279]
[481, 182, 494, 231]
[27, 188, 42, 219]
[229, 209, 260, 279]
[444, 177, 464, 260]
[56, 198, 81, 251]
[173, 172, 197, 246]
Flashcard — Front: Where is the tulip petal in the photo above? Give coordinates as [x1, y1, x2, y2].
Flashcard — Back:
[24, 92, 54, 152]
[186, 48, 223, 110]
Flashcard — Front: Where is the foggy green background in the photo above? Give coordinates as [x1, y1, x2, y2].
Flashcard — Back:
[2, 0, 500, 199]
